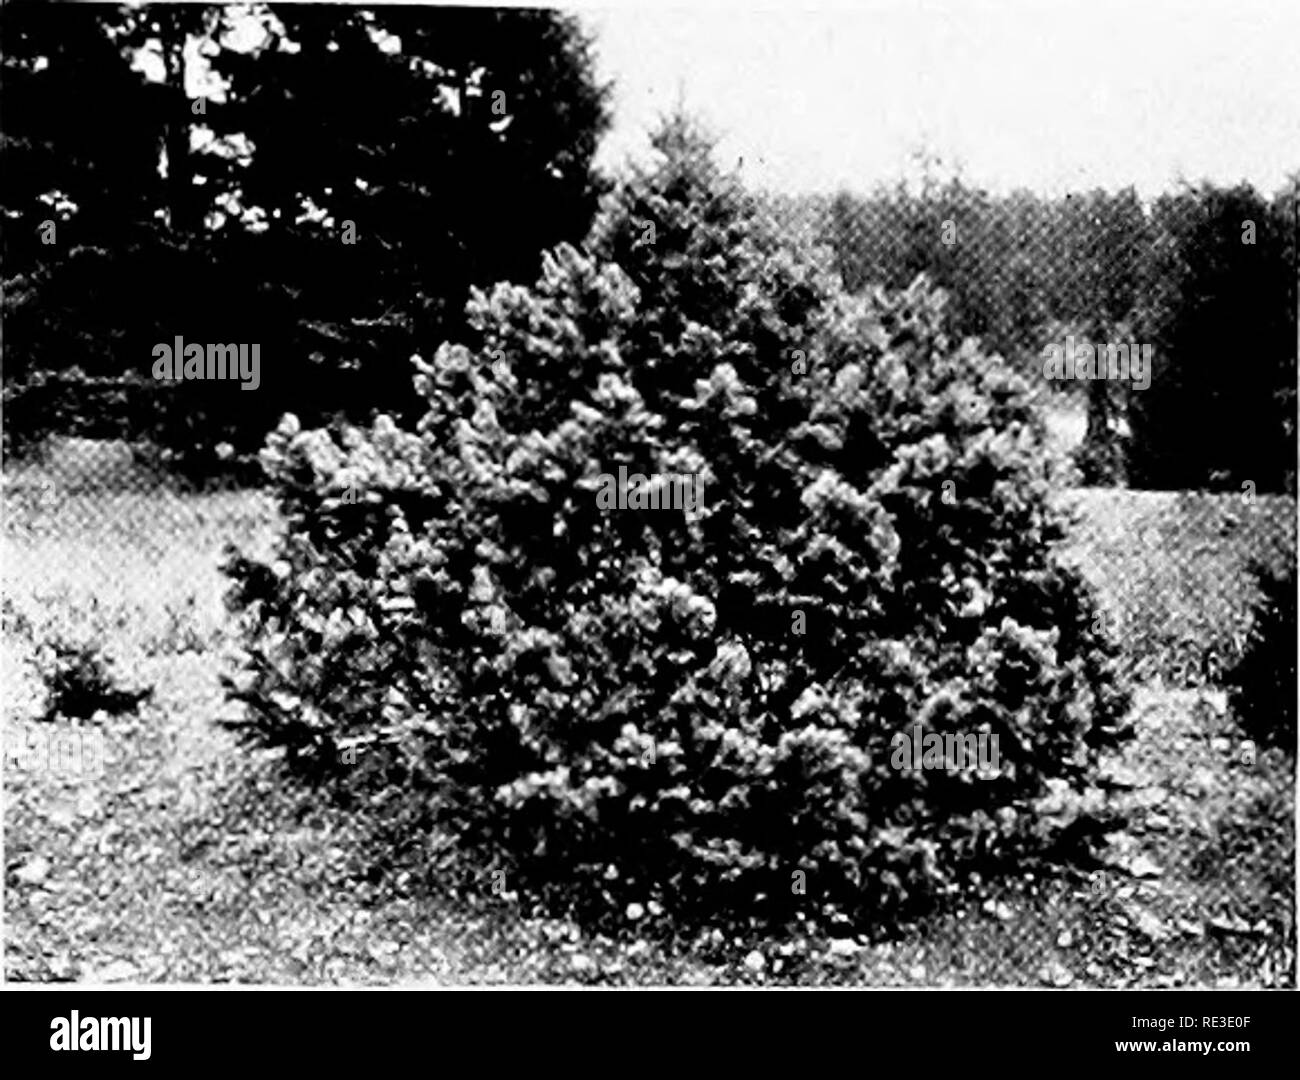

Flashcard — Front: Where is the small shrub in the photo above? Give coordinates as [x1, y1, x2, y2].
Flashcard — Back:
[33, 637, 151, 722]
[1225, 561, 1296, 753]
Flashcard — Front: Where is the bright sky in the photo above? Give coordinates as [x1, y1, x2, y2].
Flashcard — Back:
[130, 0, 1298, 199]
[581, 0, 1300, 197]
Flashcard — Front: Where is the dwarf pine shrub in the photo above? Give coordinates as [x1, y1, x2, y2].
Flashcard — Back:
[224, 116, 1129, 928]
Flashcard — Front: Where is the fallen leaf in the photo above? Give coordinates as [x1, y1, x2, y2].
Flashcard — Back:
[982, 899, 1015, 921]
[827, 938, 864, 959]
[1040, 961, 1074, 987]
[1132, 909, 1169, 941]
[1128, 855, 1163, 879]
[13, 855, 50, 886]
[87, 959, 138, 983]
[1208, 915, 1254, 936]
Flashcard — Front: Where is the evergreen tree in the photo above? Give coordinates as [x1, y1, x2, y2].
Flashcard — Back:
[1, 2, 610, 469]
[1128, 183, 1294, 492]
[228, 116, 1128, 926]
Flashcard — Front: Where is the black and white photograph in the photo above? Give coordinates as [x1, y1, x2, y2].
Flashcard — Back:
[1, 0, 1296, 1020]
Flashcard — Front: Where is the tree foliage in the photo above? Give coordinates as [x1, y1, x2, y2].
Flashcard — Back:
[2, 2, 610, 470]
[815, 173, 1297, 493]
